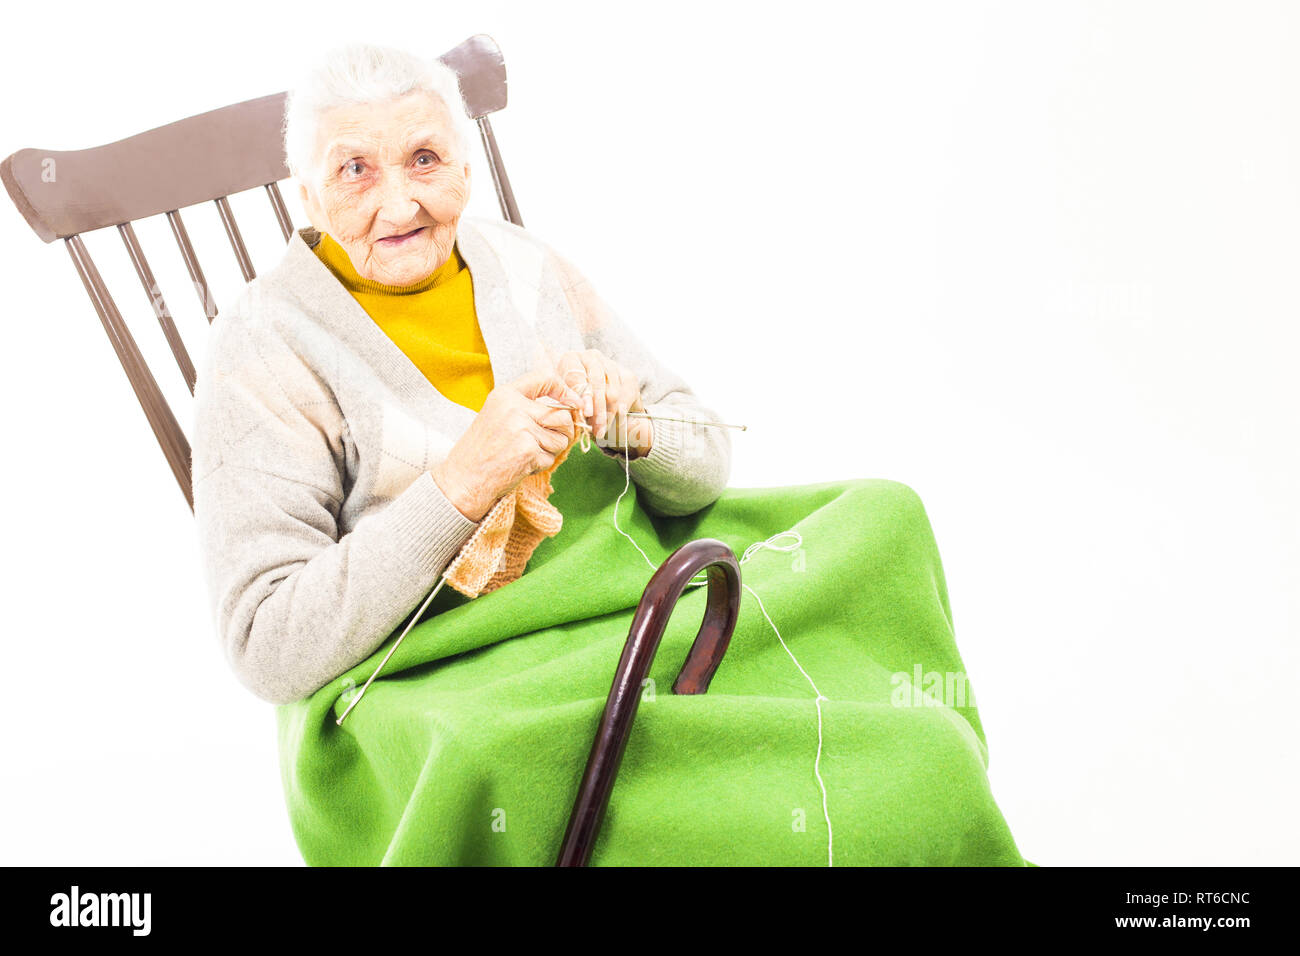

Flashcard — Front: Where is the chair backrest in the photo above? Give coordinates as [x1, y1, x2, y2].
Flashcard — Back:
[0, 34, 523, 512]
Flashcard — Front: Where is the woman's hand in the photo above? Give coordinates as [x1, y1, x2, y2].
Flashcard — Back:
[432, 370, 585, 522]
[555, 349, 654, 459]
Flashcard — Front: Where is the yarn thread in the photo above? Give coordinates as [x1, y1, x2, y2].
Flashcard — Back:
[607, 425, 834, 867]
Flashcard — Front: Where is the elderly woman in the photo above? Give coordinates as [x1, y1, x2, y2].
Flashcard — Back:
[193, 43, 1029, 866]
[194, 46, 727, 707]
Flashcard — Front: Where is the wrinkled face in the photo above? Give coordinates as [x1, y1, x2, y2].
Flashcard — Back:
[299, 90, 471, 287]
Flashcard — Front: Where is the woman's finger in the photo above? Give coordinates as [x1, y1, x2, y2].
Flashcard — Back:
[609, 364, 637, 418]
[527, 401, 580, 455]
[513, 369, 584, 409]
[597, 367, 622, 446]
[582, 353, 609, 439]
[536, 404, 577, 437]
[557, 361, 593, 417]
[527, 416, 572, 456]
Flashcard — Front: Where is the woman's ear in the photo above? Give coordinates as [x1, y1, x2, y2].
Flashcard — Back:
[298, 178, 327, 234]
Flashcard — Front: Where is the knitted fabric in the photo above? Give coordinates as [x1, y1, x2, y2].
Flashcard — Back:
[443, 410, 587, 598]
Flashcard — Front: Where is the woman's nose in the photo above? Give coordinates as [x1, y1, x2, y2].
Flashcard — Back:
[372, 168, 422, 223]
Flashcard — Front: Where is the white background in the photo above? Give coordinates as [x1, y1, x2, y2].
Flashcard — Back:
[0, 0, 1295, 866]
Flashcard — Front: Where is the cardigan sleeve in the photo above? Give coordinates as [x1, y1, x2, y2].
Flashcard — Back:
[543, 248, 733, 517]
[191, 310, 478, 705]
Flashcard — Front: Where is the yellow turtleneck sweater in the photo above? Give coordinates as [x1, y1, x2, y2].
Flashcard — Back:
[313, 232, 494, 412]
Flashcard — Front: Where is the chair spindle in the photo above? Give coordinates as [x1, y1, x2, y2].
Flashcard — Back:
[65, 234, 193, 510]
[214, 196, 256, 282]
[166, 209, 217, 323]
[265, 182, 294, 243]
[118, 222, 198, 395]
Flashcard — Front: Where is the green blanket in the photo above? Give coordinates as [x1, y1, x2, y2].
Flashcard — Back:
[277, 446, 1029, 866]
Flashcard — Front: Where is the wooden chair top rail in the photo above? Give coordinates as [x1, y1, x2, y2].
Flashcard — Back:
[2, 92, 290, 242]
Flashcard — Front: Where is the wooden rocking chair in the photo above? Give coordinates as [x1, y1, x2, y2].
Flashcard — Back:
[1, 34, 741, 867]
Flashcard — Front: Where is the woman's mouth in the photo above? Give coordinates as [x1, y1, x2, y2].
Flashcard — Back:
[378, 226, 429, 247]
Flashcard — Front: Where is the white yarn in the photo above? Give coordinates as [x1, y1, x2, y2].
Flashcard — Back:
[605, 432, 834, 866]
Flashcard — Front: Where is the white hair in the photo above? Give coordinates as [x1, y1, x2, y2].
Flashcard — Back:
[282, 42, 476, 182]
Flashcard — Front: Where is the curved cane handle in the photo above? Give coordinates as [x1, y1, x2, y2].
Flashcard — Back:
[556, 538, 742, 867]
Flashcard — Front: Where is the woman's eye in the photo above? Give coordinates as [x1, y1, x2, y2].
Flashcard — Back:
[415, 152, 440, 167]
[342, 161, 364, 176]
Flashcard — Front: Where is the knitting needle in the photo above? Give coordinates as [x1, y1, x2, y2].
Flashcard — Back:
[626, 411, 747, 431]
[536, 396, 747, 431]
[336, 575, 447, 726]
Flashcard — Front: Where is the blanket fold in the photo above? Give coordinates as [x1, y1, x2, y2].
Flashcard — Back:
[277, 447, 1028, 866]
